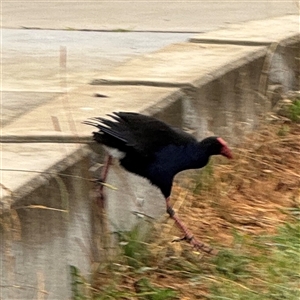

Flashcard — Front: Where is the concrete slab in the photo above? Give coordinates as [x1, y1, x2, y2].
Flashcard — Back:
[2, 91, 62, 126]
[2, 29, 190, 92]
[92, 43, 266, 87]
[1, 143, 90, 201]
[2, 1, 297, 32]
[190, 15, 300, 45]
[2, 85, 182, 139]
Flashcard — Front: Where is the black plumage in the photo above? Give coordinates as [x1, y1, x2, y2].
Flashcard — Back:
[85, 112, 232, 198]
[85, 111, 233, 253]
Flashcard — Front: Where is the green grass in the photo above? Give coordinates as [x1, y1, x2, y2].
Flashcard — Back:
[206, 215, 300, 300]
[280, 98, 300, 123]
[287, 99, 300, 122]
[277, 124, 290, 136]
[91, 279, 177, 300]
[116, 225, 152, 269]
[70, 211, 300, 299]
[70, 265, 91, 300]
[70, 223, 179, 300]
[192, 161, 215, 195]
[134, 278, 178, 300]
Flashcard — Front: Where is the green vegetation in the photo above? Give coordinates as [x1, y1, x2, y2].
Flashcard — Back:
[277, 124, 290, 136]
[70, 265, 91, 300]
[208, 218, 300, 300]
[116, 225, 151, 269]
[70, 210, 300, 299]
[192, 161, 214, 195]
[287, 99, 300, 122]
[134, 278, 178, 300]
[279, 97, 300, 123]
[70, 223, 179, 300]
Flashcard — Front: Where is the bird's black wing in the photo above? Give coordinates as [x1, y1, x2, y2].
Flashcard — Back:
[85, 112, 196, 157]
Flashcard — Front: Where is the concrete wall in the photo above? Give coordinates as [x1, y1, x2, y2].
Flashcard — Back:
[183, 55, 267, 143]
[1, 157, 95, 299]
[267, 40, 300, 106]
[1, 16, 299, 300]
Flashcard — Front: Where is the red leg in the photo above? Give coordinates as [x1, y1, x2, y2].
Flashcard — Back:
[94, 155, 112, 247]
[99, 155, 112, 193]
[166, 197, 216, 254]
[96, 155, 112, 208]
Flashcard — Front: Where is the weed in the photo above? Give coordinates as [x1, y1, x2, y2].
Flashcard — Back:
[206, 218, 300, 300]
[277, 125, 290, 136]
[70, 265, 90, 300]
[192, 161, 214, 195]
[92, 278, 178, 300]
[116, 224, 151, 269]
[213, 249, 252, 281]
[279, 98, 300, 123]
[287, 99, 300, 122]
[135, 278, 178, 300]
[93, 284, 133, 300]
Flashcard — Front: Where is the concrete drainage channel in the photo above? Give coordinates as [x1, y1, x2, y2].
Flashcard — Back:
[1, 15, 299, 299]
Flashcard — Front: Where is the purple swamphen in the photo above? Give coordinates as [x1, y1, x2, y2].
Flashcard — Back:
[85, 112, 233, 253]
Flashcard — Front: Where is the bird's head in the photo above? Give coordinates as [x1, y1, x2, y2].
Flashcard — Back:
[201, 136, 233, 159]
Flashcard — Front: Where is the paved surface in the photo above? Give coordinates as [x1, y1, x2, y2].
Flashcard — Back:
[1, 1, 298, 126]
[94, 43, 267, 86]
[2, 30, 191, 92]
[2, 1, 298, 32]
[190, 15, 300, 45]
[2, 30, 190, 125]
[2, 85, 181, 138]
[2, 91, 61, 126]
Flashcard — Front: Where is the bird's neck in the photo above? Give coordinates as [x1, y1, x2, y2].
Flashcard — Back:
[180, 142, 210, 170]
[197, 139, 218, 157]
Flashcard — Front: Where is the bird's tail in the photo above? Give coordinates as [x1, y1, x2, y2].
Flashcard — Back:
[83, 119, 104, 144]
[83, 117, 127, 150]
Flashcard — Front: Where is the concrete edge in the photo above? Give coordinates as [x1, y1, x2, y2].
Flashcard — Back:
[189, 33, 300, 46]
[91, 46, 268, 88]
[189, 39, 271, 46]
[6, 145, 91, 203]
[91, 79, 191, 88]
[0, 135, 93, 143]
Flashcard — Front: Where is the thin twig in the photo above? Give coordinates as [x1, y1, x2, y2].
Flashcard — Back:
[13, 205, 68, 212]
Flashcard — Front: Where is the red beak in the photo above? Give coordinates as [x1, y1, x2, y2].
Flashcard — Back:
[221, 146, 233, 159]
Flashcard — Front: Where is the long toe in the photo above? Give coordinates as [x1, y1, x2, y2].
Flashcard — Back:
[172, 234, 194, 243]
[191, 238, 218, 255]
[171, 234, 217, 255]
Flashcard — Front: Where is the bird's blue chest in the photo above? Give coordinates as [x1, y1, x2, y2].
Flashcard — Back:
[148, 144, 208, 178]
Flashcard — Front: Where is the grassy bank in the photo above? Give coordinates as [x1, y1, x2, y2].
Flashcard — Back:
[72, 96, 300, 300]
